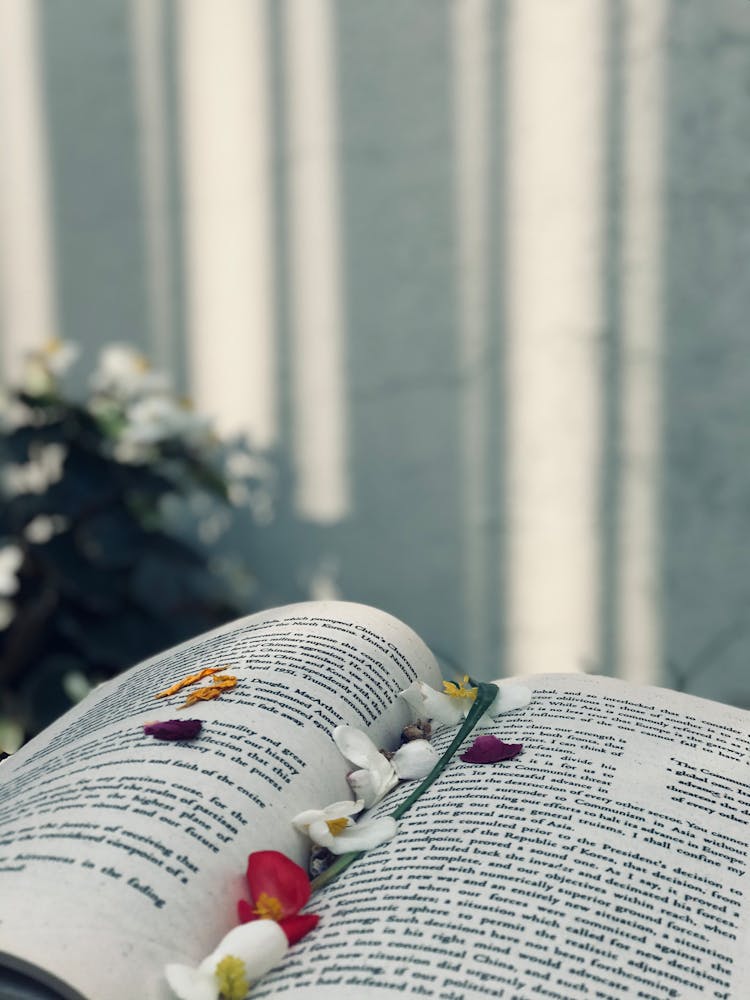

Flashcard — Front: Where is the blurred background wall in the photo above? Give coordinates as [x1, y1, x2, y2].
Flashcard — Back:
[1, 0, 749, 705]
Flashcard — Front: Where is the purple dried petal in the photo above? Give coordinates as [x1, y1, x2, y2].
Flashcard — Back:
[460, 735, 522, 764]
[143, 719, 203, 741]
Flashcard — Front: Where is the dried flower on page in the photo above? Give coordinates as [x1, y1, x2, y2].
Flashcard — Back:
[293, 799, 397, 855]
[154, 666, 229, 699]
[400, 677, 531, 728]
[236, 850, 319, 944]
[143, 719, 202, 741]
[166, 920, 295, 1000]
[333, 725, 437, 808]
[167, 852, 318, 1000]
[179, 675, 237, 708]
[460, 735, 523, 764]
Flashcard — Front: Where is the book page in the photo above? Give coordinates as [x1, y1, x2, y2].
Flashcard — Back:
[255, 674, 750, 999]
[0, 601, 442, 1000]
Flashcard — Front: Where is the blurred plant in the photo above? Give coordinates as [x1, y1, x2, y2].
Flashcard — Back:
[0, 339, 272, 747]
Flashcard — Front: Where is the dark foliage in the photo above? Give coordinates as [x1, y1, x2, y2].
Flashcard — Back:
[0, 345, 261, 743]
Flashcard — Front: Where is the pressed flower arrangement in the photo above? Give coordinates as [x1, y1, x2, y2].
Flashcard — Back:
[167, 852, 320, 1000]
[162, 673, 531, 999]
[0, 340, 267, 746]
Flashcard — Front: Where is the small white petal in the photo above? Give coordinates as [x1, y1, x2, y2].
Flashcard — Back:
[165, 964, 217, 1000]
[486, 682, 532, 717]
[400, 680, 465, 727]
[292, 799, 363, 833]
[347, 766, 398, 808]
[167, 924, 290, 1000]
[334, 726, 398, 807]
[392, 739, 438, 780]
[199, 920, 288, 982]
[307, 819, 347, 852]
[309, 816, 398, 855]
[333, 726, 383, 771]
[291, 809, 319, 832]
[323, 798, 363, 817]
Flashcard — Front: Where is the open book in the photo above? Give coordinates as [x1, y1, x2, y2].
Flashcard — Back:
[1, 601, 748, 1000]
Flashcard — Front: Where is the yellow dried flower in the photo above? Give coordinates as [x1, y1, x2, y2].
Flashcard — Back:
[442, 675, 478, 701]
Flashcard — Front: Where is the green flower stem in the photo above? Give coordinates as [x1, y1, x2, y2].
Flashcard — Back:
[310, 681, 499, 893]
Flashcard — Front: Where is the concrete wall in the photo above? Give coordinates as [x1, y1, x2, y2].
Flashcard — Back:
[2, 0, 750, 703]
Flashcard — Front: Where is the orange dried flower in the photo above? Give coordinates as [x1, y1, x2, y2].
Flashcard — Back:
[154, 665, 228, 699]
[179, 675, 237, 708]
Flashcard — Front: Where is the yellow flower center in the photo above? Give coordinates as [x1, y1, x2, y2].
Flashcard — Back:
[443, 675, 478, 701]
[253, 892, 284, 921]
[215, 955, 248, 1000]
[325, 816, 350, 836]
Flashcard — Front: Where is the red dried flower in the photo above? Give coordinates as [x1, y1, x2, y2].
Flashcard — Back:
[237, 851, 319, 944]
[459, 735, 523, 764]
